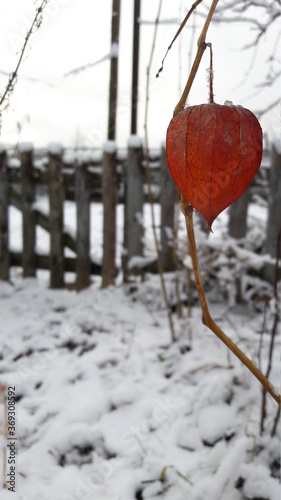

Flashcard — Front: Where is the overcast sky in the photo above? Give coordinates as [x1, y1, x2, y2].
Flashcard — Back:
[0, 0, 279, 149]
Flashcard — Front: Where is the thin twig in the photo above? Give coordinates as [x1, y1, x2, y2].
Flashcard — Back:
[181, 196, 281, 406]
[174, 0, 220, 115]
[144, 1, 176, 342]
[0, 0, 49, 110]
[258, 301, 268, 372]
[156, 0, 204, 78]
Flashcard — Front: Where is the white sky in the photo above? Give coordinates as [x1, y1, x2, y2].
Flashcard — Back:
[0, 0, 279, 149]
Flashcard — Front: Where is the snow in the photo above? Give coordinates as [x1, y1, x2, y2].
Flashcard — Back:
[8, 158, 20, 168]
[18, 142, 33, 153]
[48, 142, 63, 156]
[103, 140, 116, 155]
[127, 255, 156, 269]
[128, 135, 142, 149]
[0, 194, 280, 499]
[0, 143, 6, 153]
[0, 270, 279, 499]
[110, 42, 118, 58]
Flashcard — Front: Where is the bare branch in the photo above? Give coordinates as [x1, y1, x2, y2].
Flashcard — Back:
[0, 0, 49, 110]
[156, 0, 204, 78]
[212, 0, 281, 50]
[64, 44, 118, 77]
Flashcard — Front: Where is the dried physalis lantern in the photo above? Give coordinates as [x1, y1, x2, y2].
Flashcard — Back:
[166, 101, 263, 231]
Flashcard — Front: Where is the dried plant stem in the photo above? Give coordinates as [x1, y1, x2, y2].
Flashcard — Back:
[144, 1, 176, 342]
[206, 43, 214, 103]
[0, 0, 49, 109]
[174, 0, 220, 115]
[156, 0, 204, 79]
[181, 196, 281, 406]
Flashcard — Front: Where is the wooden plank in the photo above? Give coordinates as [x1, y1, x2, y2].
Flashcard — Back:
[102, 145, 117, 287]
[0, 148, 9, 280]
[123, 138, 144, 278]
[48, 146, 64, 288]
[20, 145, 36, 277]
[75, 162, 90, 290]
[10, 187, 77, 253]
[10, 251, 102, 275]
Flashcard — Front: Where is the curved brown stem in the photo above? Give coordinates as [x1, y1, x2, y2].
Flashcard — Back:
[180, 195, 281, 406]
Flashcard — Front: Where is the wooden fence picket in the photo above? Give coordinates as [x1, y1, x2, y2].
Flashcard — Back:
[21, 144, 36, 277]
[48, 145, 65, 288]
[160, 144, 176, 271]
[123, 137, 144, 278]
[102, 143, 117, 288]
[0, 148, 9, 281]
[75, 161, 91, 290]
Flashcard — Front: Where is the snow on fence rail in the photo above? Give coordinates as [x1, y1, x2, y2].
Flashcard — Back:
[0, 142, 279, 289]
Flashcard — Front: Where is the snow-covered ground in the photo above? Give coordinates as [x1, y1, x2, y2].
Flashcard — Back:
[0, 200, 280, 499]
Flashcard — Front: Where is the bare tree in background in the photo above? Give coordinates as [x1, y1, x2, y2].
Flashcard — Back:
[210, 0, 280, 114]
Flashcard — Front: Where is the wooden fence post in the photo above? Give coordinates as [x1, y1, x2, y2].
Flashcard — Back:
[20, 143, 36, 277]
[75, 161, 90, 290]
[102, 141, 117, 288]
[48, 143, 64, 288]
[228, 187, 251, 239]
[123, 136, 144, 277]
[264, 141, 281, 283]
[0, 146, 9, 281]
[160, 143, 176, 271]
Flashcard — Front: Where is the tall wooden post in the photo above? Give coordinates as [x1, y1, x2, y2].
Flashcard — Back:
[48, 144, 64, 288]
[160, 144, 176, 271]
[0, 147, 9, 281]
[102, 0, 121, 288]
[264, 142, 281, 283]
[107, 0, 121, 140]
[131, 0, 141, 135]
[75, 162, 90, 291]
[20, 143, 36, 277]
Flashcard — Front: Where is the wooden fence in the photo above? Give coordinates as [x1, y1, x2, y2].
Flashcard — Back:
[0, 141, 279, 289]
[0, 142, 177, 289]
